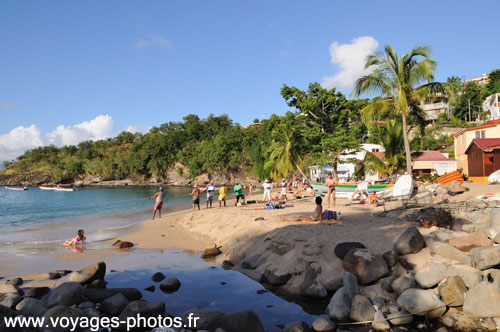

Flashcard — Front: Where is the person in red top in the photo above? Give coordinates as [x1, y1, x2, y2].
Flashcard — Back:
[60, 229, 86, 246]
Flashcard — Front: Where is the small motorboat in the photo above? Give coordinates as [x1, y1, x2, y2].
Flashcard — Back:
[4, 186, 28, 191]
[39, 186, 56, 190]
[54, 187, 74, 192]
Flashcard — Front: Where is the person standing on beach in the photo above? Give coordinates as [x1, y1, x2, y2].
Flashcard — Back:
[262, 179, 272, 202]
[325, 173, 338, 208]
[204, 180, 216, 209]
[149, 187, 165, 220]
[280, 179, 288, 201]
[190, 184, 200, 211]
[218, 183, 227, 207]
[234, 182, 245, 204]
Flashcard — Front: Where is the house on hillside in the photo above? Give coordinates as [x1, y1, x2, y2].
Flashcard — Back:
[420, 94, 450, 120]
[484, 93, 500, 120]
[453, 119, 500, 175]
[465, 138, 500, 183]
[412, 151, 457, 176]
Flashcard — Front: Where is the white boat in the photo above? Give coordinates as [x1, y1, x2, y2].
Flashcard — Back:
[54, 187, 74, 192]
[39, 186, 56, 190]
[4, 186, 28, 191]
[311, 182, 392, 198]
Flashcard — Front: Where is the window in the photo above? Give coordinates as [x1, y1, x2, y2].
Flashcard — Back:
[475, 131, 485, 138]
[472, 150, 478, 159]
[372, 149, 379, 152]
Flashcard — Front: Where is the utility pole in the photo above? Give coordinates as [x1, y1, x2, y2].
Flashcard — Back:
[469, 99, 471, 123]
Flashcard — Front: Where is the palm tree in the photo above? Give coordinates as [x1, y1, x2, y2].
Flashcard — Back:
[264, 128, 307, 180]
[354, 45, 446, 174]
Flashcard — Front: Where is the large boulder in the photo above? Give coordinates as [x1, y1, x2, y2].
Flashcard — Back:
[0, 293, 23, 309]
[448, 233, 493, 252]
[44, 282, 83, 308]
[24, 287, 50, 299]
[326, 287, 351, 320]
[68, 261, 106, 284]
[463, 281, 500, 318]
[0, 284, 23, 295]
[160, 277, 181, 293]
[181, 308, 225, 331]
[241, 255, 265, 270]
[300, 262, 327, 298]
[343, 249, 388, 285]
[438, 276, 467, 307]
[444, 265, 482, 289]
[349, 295, 375, 322]
[83, 288, 142, 303]
[16, 298, 48, 317]
[394, 227, 425, 255]
[414, 262, 447, 288]
[470, 247, 500, 270]
[43, 305, 89, 332]
[260, 269, 292, 286]
[397, 289, 446, 318]
[217, 310, 265, 332]
[334, 242, 366, 260]
[391, 276, 416, 295]
[343, 272, 360, 297]
[387, 311, 414, 325]
[100, 293, 129, 316]
[117, 301, 165, 330]
[429, 242, 472, 266]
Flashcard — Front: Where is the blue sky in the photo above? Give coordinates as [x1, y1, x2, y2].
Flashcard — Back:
[0, 0, 499, 160]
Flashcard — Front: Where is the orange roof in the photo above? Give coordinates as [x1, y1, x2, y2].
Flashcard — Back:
[465, 138, 500, 154]
[413, 151, 450, 161]
[464, 119, 500, 132]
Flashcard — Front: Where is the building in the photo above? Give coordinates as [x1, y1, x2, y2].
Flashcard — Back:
[465, 138, 500, 183]
[484, 93, 500, 120]
[467, 73, 489, 85]
[453, 119, 500, 174]
[421, 95, 450, 120]
[412, 151, 457, 176]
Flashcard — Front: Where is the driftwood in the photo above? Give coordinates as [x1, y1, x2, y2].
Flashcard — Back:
[201, 244, 222, 258]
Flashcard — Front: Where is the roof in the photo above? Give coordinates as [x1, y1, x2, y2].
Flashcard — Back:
[370, 151, 386, 162]
[465, 138, 500, 154]
[412, 151, 449, 161]
[464, 119, 500, 134]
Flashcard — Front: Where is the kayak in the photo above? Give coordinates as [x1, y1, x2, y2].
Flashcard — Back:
[311, 182, 392, 198]
[4, 186, 28, 191]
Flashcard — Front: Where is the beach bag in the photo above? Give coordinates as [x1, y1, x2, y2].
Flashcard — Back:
[265, 203, 275, 210]
[322, 210, 337, 220]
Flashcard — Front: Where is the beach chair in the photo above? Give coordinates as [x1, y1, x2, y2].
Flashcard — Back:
[379, 175, 414, 211]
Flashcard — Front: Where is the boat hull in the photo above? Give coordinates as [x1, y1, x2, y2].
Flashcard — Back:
[4, 187, 28, 191]
[311, 182, 391, 198]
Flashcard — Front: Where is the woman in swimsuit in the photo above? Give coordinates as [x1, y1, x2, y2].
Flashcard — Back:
[60, 229, 86, 246]
[282, 197, 323, 223]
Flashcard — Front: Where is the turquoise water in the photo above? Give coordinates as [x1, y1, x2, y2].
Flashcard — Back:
[0, 186, 197, 246]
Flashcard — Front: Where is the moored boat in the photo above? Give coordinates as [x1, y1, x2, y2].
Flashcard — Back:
[311, 182, 392, 198]
[4, 186, 28, 191]
[39, 186, 55, 190]
[54, 187, 74, 192]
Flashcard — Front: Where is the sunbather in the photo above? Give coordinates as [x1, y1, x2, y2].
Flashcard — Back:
[282, 197, 323, 223]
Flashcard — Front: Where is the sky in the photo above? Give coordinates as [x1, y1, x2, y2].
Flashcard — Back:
[1, 0, 499, 161]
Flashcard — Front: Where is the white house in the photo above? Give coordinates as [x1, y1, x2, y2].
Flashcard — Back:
[484, 93, 500, 120]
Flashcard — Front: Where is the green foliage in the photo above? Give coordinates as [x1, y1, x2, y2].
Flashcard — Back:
[176, 167, 183, 177]
[486, 69, 500, 96]
[454, 81, 486, 121]
[410, 123, 453, 151]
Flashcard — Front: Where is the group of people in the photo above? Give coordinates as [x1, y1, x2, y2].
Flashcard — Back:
[188, 181, 248, 211]
[262, 175, 315, 203]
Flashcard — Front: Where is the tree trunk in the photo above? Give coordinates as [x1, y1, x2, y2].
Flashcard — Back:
[401, 112, 413, 175]
[293, 160, 309, 180]
[332, 157, 338, 180]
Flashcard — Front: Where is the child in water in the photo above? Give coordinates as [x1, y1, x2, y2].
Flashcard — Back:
[60, 229, 86, 246]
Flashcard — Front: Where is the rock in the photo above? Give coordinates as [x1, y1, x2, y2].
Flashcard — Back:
[117, 301, 165, 329]
[381, 277, 394, 292]
[151, 272, 166, 282]
[414, 262, 447, 288]
[83, 288, 142, 303]
[372, 311, 390, 330]
[448, 233, 493, 252]
[16, 298, 48, 316]
[343, 249, 389, 285]
[260, 269, 291, 286]
[114, 240, 134, 249]
[323, 277, 343, 292]
[84, 307, 100, 317]
[68, 261, 106, 284]
[6, 277, 23, 286]
[221, 260, 234, 270]
[100, 293, 129, 316]
[387, 311, 414, 325]
[303, 245, 322, 256]
[301, 262, 327, 298]
[349, 295, 375, 322]
[283, 321, 312, 332]
[0, 283, 23, 295]
[159, 277, 181, 293]
[429, 242, 472, 266]
[444, 264, 482, 288]
[382, 250, 398, 267]
[438, 276, 467, 307]
[144, 285, 155, 292]
[471, 247, 500, 269]
[397, 289, 446, 318]
[45, 282, 83, 308]
[451, 218, 472, 232]
[0, 293, 23, 309]
[463, 281, 500, 318]
[48, 272, 61, 280]
[391, 276, 416, 295]
[90, 279, 106, 289]
[334, 242, 366, 259]
[371, 297, 386, 311]
[414, 192, 433, 204]
[25, 287, 51, 299]
[494, 233, 500, 244]
[361, 283, 395, 303]
[201, 245, 222, 258]
[394, 227, 425, 255]
[343, 272, 360, 296]
[77, 301, 94, 309]
[43, 305, 89, 332]
[326, 287, 351, 320]
[312, 317, 335, 332]
[181, 308, 225, 331]
[241, 255, 265, 270]
[217, 310, 265, 332]
[0, 304, 16, 329]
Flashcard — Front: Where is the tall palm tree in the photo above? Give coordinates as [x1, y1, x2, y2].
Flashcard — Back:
[354, 45, 446, 174]
[264, 128, 307, 180]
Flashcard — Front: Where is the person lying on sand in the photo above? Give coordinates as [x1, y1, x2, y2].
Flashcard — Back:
[60, 229, 86, 246]
[282, 197, 323, 223]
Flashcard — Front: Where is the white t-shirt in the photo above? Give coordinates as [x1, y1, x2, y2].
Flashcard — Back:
[156, 192, 165, 203]
[206, 184, 216, 197]
[357, 182, 368, 191]
[263, 183, 271, 191]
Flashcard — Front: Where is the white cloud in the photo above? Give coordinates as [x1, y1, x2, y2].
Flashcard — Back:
[322, 36, 379, 90]
[0, 115, 124, 161]
[133, 34, 171, 52]
[133, 38, 148, 50]
[125, 124, 150, 134]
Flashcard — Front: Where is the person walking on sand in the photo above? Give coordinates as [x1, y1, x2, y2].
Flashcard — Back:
[234, 182, 245, 204]
[325, 173, 338, 208]
[60, 229, 86, 246]
[218, 183, 227, 207]
[262, 179, 272, 202]
[204, 180, 216, 209]
[190, 184, 200, 211]
[149, 187, 165, 220]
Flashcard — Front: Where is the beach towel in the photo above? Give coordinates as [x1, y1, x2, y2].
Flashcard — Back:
[265, 203, 275, 210]
[434, 171, 464, 185]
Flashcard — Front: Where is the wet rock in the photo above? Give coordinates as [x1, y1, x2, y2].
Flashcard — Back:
[77, 301, 94, 309]
[201, 245, 222, 258]
[68, 261, 106, 284]
[181, 308, 225, 331]
[90, 279, 107, 289]
[349, 295, 375, 322]
[48, 272, 61, 280]
[448, 233, 493, 252]
[444, 264, 482, 288]
[45, 282, 83, 308]
[117, 301, 165, 329]
[326, 287, 351, 320]
[323, 277, 343, 292]
[382, 250, 398, 267]
[312, 317, 335, 332]
[283, 321, 312, 332]
[372, 311, 390, 330]
[334, 242, 366, 260]
[394, 227, 425, 255]
[114, 240, 134, 249]
[84, 307, 100, 317]
[0, 283, 23, 295]
[144, 285, 155, 292]
[256, 289, 268, 295]
[463, 281, 500, 318]
[221, 260, 234, 270]
[83, 288, 141, 303]
[0, 293, 23, 309]
[471, 246, 500, 270]
[343, 272, 360, 296]
[100, 293, 129, 316]
[16, 298, 48, 317]
[387, 311, 414, 325]
[343, 249, 389, 285]
[397, 289, 446, 318]
[160, 277, 181, 293]
[6, 277, 23, 286]
[391, 276, 416, 295]
[217, 310, 265, 332]
[151, 272, 166, 282]
[43, 305, 89, 332]
[438, 276, 467, 307]
[414, 262, 447, 288]
[429, 242, 472, 266]
[25, 287, 51, 299]
[260, 269, 291, 286]
[241, 255, 265, 270]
